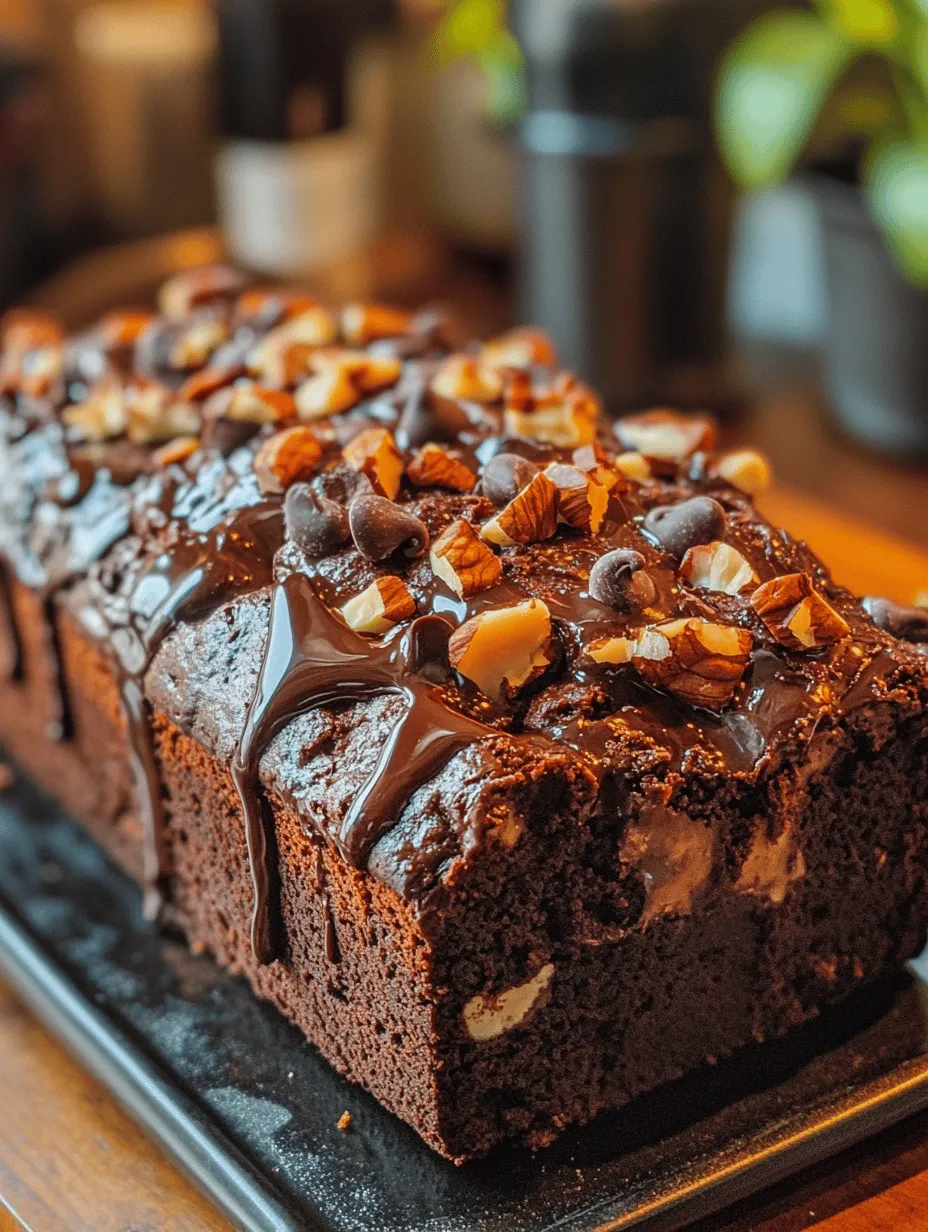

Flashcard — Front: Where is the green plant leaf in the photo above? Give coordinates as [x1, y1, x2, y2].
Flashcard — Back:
[915, 24, 928, 95]
[479, 33, 527, 125]
[865, 138, 928, 283]
[819, 0, 898, 46]
[716, 11, 852, 188]
[434, 0, 507, 62]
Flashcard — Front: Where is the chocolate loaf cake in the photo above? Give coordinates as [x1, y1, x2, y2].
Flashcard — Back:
[1, 267, 927, 1161]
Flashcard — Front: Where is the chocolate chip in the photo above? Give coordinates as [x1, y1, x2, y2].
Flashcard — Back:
[862, 596, 928, 643]
[133, 319, 187, 388]
[641, 496, 726, 559]
[285, 483, 350, 559]
[588, 549, 656, 611]
[481, 453, 539, 507]
[394, 369, 470, 450]
[349, 494, 429, 561]
[313, 465, 372, 506]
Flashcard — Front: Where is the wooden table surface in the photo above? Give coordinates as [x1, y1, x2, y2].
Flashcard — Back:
[2, 245, 928, 1231]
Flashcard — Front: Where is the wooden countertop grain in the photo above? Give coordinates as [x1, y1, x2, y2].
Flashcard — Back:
[0, 979, 231, 1232]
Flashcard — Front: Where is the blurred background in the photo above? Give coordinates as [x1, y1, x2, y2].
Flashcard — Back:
[0, 0, 926, 557]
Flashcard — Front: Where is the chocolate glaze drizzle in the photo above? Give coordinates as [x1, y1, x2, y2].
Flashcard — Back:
[232, 572, 501, 963]
[108, 497, 282, 916]
[1, 288, 925, 979]
[0, 564, 23, 682]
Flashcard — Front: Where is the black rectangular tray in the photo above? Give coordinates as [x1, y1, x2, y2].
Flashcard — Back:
[2, 769, 928, 1232]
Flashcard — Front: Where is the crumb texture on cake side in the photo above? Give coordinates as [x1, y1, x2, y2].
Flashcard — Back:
[0, 272, 926, 1160]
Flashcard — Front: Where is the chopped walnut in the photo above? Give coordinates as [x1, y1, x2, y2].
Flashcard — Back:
[481, 471, 558, 547]
[125, 382, 201, 444]
[343, 427, 404, 499]
[480, 326, 556, 372]
[633, 618, 753, 709]
[544, 462, 609, 534]
[253, 426, 323, 494]
[247, 307, 339, 385]
[614, 409, 717, 462]
[295, 349, 401, 420]
[152, 435, 200, 467]
[503, 371, 599, 448]
[449, 599, 553, 700]
[62, 380, 128, 441]
[751, 574, 850, 650]
[430, 519, 502, 598]
[680, 541, 757, 596]
[406, 444, 477, 492]
[340, 576, 416, 634]
[341, 303, 414, 345]
[430, 355, 503, 403]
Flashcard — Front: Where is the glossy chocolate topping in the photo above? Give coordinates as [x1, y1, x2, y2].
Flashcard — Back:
[233, 575, 504, 961]
[1, 272, 925, 967]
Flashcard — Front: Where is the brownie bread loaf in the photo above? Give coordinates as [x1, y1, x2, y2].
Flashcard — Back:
[0, 268, 927, 1161]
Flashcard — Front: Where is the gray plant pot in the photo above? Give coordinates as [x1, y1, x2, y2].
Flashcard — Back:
[812, 173, 928, 458]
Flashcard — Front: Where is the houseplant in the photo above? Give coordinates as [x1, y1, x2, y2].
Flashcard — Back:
[715, 0, 928, 456]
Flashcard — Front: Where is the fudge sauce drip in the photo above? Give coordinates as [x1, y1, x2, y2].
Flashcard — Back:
[1, 281, 923, 957]
[109, 496, 282, 915]
[0, 564, 23, 682]
[0, 418, 143, 735]
[233, 573, 500, 964]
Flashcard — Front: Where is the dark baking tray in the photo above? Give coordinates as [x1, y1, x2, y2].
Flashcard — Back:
[2, 770, 928, 1232]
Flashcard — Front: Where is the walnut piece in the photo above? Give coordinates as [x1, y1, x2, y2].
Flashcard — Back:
[62, 381, 127, 441]
[586, 636, 637, 665]
[169, 317, 229, 370]
[223, 381, 297, 425]
[341, 302, 414, 345]
[177, 364, 243, 403]
[480, 326, 556, 372]
[430, 354, 502, 403]
[503, 372, 598, 448]
[19, 345, 63, 399]
[343, 427, 404, 499]
[463, 963, 555, 1041]
[99, 310, 154, 348]
[480, 471, 558, 547]
[253, 426, 323, 494]
[235, 288, 319, 324]
[430, 519, 502, 598]
[340, 576, 416, 634]
[713, 448, 772, 496]
[406, 443, 476, 492]
[152, 435, 200, 467]
[125, 382, 201, 443]
[0, 310, 64, 393]
[571, 443, 628, 493]
[614, 408, 717, 462]
[680, 541, 757, 596]
[295, 349, 402, 420]
[247, 307, 339, 385]
[750, 573, 850, 650]
[613, 451, 652, 483]
[158, 265, 245, 320]
[295, 366, 358, 418]
[633, 618, 753, 709]
[449, 599, 553, 700]
[544, 462, 609, 534]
